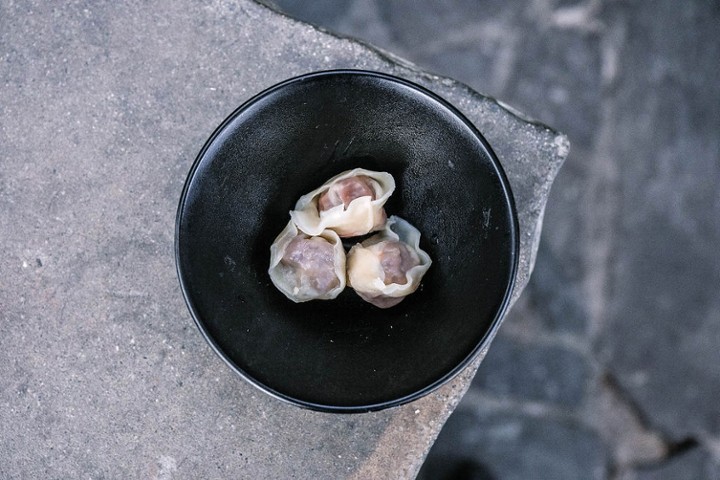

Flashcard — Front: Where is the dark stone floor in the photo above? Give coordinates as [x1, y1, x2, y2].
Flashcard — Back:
[270, 1, 720, 478]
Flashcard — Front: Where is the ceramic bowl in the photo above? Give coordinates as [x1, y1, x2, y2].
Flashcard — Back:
[175, 70, 518, 412]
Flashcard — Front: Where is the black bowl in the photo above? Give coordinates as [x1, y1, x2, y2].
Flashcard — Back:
[175, 70, 518, 413]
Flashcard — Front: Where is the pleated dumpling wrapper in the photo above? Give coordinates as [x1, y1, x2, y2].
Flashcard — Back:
[269, 220, 346, 302]
[290, 169, 395, 238]
[347, 216, 432, 308]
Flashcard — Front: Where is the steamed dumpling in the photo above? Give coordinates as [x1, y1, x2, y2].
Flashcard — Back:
[347, 216, 431, 308]
[290, 169, 395, 238]
[268, 220, 346, 302]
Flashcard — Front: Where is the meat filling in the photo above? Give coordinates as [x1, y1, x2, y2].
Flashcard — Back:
[281, 235, 340, 294]
[317, 176, 376, 212]
[377, 240, 421, 285]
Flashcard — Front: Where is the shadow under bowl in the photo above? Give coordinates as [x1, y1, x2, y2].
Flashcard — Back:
[175, 70, 518, 413]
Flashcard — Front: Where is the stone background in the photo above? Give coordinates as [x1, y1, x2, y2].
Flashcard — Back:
[269, 1, 720, 479]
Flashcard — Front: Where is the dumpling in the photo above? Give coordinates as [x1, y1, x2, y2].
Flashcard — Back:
[268, 220, 346, 302]
[347, 216, 431, 308]
[290, 169, 395, 238]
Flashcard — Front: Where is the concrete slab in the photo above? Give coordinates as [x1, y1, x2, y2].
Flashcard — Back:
[0, 1, 566, 477]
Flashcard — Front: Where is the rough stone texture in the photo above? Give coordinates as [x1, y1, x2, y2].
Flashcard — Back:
[0, 1, 565, 478]
[271, 0, 720, 478]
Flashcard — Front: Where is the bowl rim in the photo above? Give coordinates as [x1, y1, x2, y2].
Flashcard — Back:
[175, 69, 520, 413]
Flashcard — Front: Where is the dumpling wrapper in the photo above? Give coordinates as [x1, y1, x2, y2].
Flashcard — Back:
[269, 220, 346, 302]
[290, 168, 395, 238]
[347, 216, 432, 308]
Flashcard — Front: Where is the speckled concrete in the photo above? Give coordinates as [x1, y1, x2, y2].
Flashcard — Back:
[0, 1, 565, 478]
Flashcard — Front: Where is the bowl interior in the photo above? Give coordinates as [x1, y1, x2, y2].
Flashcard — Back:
[176, 70, 518, 412]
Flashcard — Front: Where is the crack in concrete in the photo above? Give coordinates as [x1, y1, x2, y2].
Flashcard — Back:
[585, 373, 667, 472]
[591, 373, 720, 480]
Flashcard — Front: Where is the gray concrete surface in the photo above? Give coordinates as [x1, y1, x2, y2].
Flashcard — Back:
[270, 0, 720, 479]
[0, 1, 565, 478]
